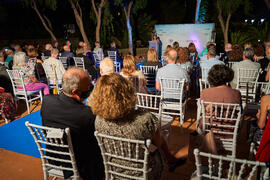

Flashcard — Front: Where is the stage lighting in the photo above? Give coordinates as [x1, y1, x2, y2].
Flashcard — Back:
[251, 19, 255, 23]
[245, 19, 248, 23]
[258, 40, 261, 42]
[261, 19, 265, 23]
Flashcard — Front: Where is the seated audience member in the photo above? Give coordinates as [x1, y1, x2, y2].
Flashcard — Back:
[156, 49, 190, 91]
[201, 64, 241, 103]
[14, 44, 22, 54]
[0, 87, 17, 122]
[257, 95, 270, 130]
[100, 58, 115, 76]
[41, 67, 104, 180]
[200, 46, 224, 80]
[27, 48, 47, 83]
[65, 40, 73, 52]
[120, 55, 148, 93]
[244, 42, 252, 49]
[107, 41, 122, 64]
[53, 41, 59, 49]
[198, 64, 241, 138]
[12, 52, 49, 95]
[76, 47, 97, 80]
[177, 47, 192, 73]
[254, 44, 265, 62]
[199, 41, 214, 58]
[228, 44, 243, 62]
[93, 41, 104, 61]
[188, 43, 198, 63]
[163, 45, 173, 57]
[89, 74, 186, 178]
[4, 49, 14, 69]
[61, 45, 75, 67]
[78, 41, 84, 48]
[44, 43, 52, 56]
[219, 43, 232, 64]
[254, 44, 269, 82]
[44, 48, 66, 82]
[143, 48, 162, 68]
[231, 48, 260, 88]
[173, 41, 179, 50]
[0, 53, 13, 94]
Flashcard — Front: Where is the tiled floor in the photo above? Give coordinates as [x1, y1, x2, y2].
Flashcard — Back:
[0, 98, 253, 180]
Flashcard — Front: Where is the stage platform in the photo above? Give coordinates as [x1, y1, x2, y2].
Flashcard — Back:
[0, 110, 42, 158]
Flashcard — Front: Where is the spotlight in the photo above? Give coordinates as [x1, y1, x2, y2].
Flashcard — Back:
[261, 19, 265, 23]
[258, 39, 261, 42]
[251, 19, 255, 23]
[245, 19, 248, 23]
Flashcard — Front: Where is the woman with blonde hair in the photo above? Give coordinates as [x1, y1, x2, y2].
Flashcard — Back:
[143, 48, 162, 67]
[177, 47, 192, 73]
[12, 52, 49, 95]
[89, 74, 186, 179]
[120, 55, 147, 93]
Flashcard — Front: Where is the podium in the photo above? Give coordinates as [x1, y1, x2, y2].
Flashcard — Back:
[149, 41, 159, 56]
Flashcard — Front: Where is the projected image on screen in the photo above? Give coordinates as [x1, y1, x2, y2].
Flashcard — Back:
[155, 24, 214, 55]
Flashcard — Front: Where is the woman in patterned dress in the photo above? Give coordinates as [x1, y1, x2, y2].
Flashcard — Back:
[89, 74, 185, 179]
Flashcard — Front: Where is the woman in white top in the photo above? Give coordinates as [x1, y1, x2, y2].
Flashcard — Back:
[120, 55, 147, 93]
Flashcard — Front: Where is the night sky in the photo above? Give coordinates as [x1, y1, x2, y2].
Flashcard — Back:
[0, 0, 269, 43]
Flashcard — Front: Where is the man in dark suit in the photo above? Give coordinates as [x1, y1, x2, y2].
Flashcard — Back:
[61, 45, 75, 67]
[41, 67, 104, 180]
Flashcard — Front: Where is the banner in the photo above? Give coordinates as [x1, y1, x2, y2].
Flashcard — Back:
[155, 24, 215, 55]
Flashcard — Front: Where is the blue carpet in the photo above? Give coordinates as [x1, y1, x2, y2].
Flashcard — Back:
[0, 110, 42, 158]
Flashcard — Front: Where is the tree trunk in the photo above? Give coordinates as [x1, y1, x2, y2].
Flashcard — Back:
[217, 1, 230, 45]
[68, 0, 90, 47]
[195, 0, 201, 23]
[124, 1, 133, 55]
[32, 0, 57, 41]
[91, 0, 105, 43]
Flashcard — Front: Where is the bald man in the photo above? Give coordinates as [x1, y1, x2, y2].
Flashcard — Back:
[156, 49, 190, 92]
[41, 67, 104, 180]
[61, 45, 75, 67]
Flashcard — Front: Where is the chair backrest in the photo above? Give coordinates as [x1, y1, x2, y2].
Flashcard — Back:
[59, 57, 68, 69]
[160, 78, 185, 100]
[74, 57, 85, 70]
[199, 78, 210, 93]
[236, 68, 260, 90]
[194, 148, 269, 180]
[93, 53, 101, 67]
[200, 100, 242, 157]
[136, 92, 160, 111]
[94, 131, 151, 180]
[140, 66, 158, 88]
[114, 61, 121, 73]
[25, 121, 80, 179]
[6, 70, 27, 96]
[107, 51, 117, 62]
[42, 63, 57, 85]
[161, 56, 167, 66]
[227, 61, 237, 68]
[201, 67, 211, 81]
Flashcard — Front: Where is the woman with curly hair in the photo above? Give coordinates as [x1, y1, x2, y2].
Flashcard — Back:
[89, 74, 185, 179]
[201, 64, 241, 103]
[177, 47, 192, 73]
[120, 55, 148, 93]
[228, 44, 243, 62]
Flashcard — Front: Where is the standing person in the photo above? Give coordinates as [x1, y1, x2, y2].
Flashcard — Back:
[93, 41, 104, 61]
[188, 43, 198, 64]
[41, 67, 104, 180]
[12, 52, 49, 95]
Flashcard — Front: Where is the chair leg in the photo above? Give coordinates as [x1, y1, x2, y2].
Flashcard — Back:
[25, 97, 30, 114]
[39, 91, 43, 102]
